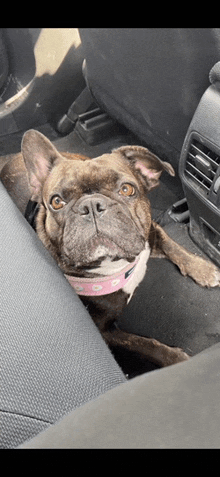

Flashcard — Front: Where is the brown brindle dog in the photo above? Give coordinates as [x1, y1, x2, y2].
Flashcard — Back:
[1, 130, 220, 367]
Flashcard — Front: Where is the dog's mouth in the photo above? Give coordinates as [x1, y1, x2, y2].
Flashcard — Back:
[89, 234, 135, 264]
[62, 231, 143, 272]
[90, 234, 124, 255]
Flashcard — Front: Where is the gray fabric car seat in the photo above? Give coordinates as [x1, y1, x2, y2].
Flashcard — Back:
[19, 342, 220, 449]
[0, 182, 126, 448]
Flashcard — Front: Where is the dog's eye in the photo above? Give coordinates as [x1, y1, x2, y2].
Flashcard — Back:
[119, 183, 136, 197]
[50, 195, 66, 210]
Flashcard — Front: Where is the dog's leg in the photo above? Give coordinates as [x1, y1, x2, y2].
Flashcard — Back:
[152, 221, 220, 288]
[103, 327, 189, 367]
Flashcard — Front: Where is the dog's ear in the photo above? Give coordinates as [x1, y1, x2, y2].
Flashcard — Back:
[21, 129, 62, 201]
[115, 145, 175, 191]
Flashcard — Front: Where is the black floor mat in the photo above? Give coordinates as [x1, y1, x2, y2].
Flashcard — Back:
[0, 123, 59, 156]
[119, 223, 220, 359]
[53, 124, 138, 158]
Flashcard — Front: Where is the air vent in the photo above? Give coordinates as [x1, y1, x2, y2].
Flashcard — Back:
[184, 139, 220, 198]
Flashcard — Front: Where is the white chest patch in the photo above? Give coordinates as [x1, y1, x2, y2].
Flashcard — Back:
[87, 241, 151, 302]
[123, 241, 151, 303]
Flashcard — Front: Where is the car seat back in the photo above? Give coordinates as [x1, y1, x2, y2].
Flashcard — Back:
[79, 28, 220, 166]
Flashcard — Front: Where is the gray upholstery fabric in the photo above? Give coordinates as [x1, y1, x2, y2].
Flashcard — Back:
[119, 222, 220, 357]
[0, 182, 126, 448]
[19, 343, 220, 449]
[209, 61, 220, 84]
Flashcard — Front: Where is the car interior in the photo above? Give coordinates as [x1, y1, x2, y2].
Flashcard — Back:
[1, 28, 220, 448]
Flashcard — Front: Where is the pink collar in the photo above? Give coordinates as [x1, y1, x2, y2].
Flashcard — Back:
[64, 258, 138, 296]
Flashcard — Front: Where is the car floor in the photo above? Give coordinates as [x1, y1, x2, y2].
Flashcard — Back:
[1, 122, 220, 378]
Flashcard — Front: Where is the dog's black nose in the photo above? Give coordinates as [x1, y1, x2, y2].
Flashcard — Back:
[76, 195, 108, 220]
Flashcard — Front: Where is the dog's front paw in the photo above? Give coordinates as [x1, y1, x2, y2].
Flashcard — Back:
[207, 264, 220, 287]
[162, 347, 190, 367]
[180, 255, 220, 288]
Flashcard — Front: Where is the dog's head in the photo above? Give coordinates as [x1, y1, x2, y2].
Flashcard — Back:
[22, 130, 174, 274]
